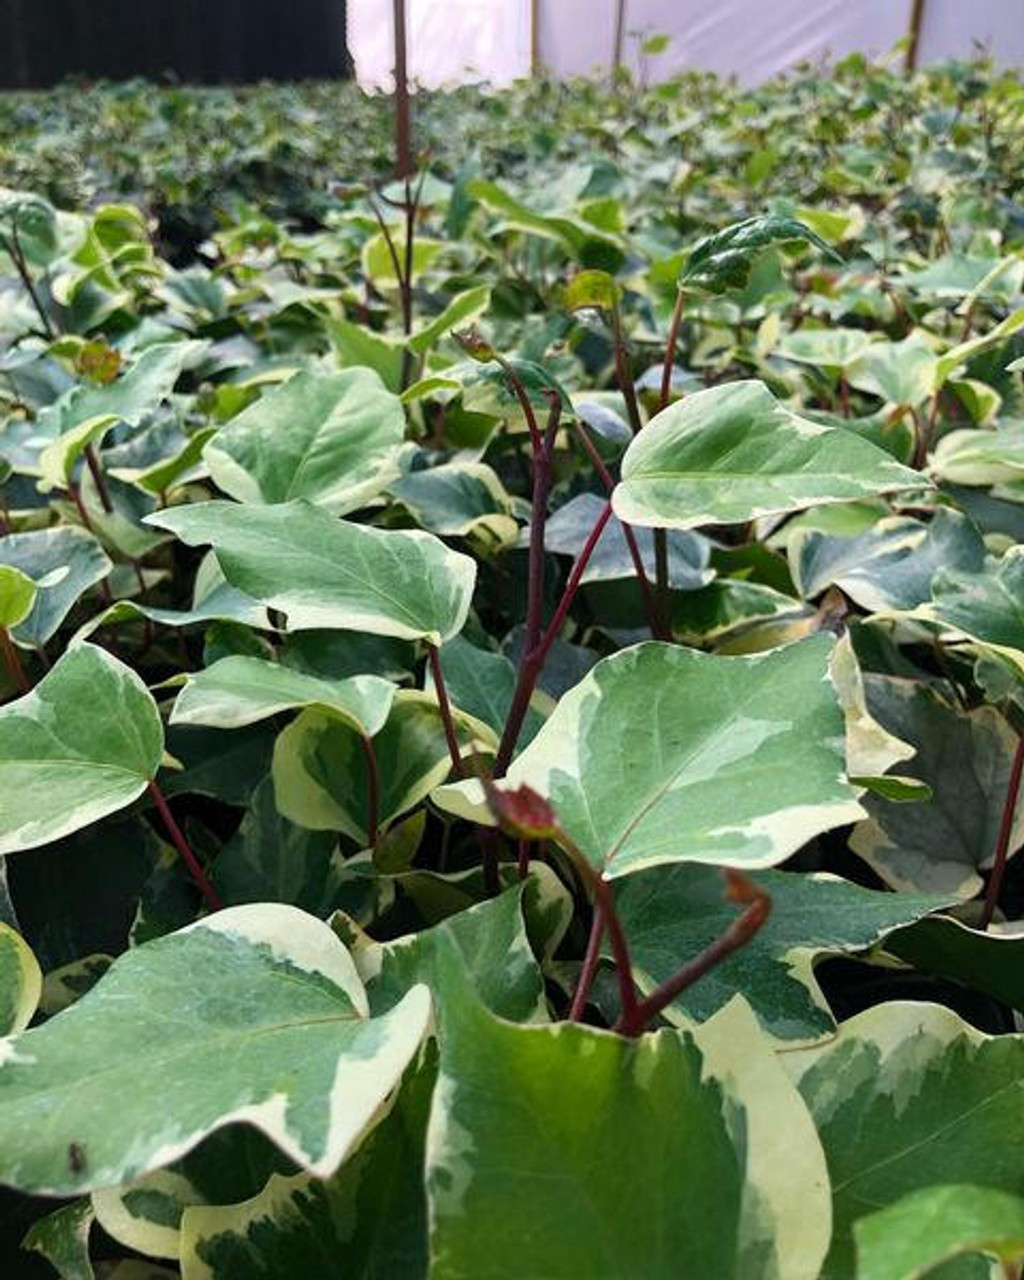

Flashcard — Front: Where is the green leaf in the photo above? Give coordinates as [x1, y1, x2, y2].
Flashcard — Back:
[407, 284, 491, 355]
[886, 915, 1024, 1013]
[327, 318, 403, 392]
[0, 526, 112, 647]
[0, 903, 430, 1194]
[0, 565, 36, 629]
[785, 1002, 1024, 1279]
[0, 921, 41, 1034]
[850, 676, 1024, 897]
[847, 334, 939, 408]
[671, 578, 809, 644]
[613, 380, 921, 531]
[562, 268, 619, 311]
[273, 693, 458, 844]
[38, 341, 206, 490]
[179, 1057, 433, 1280]
[856, 1184, 1024, 1280]
[937, 307, 1024, 385]
[790, 509, 986, 612]
[436, 635, 544, 748]
[774, 327, 875, 370]
[389, 461, 516, 542]
[427, 970, 830, 1279]
[679, 215, 837, 294]
[355, 874, 554, 1022]
[204, 369, 406, 515]
[170, 656, 396, 736]
[0, 643, 163, 855]
[931, 423, 1024, 486]
[212, 777, 341, 913]
[436, 636, 863, 879]
[145, 499, 475, 646]
[543, 492, 713, 588]
[918, 548, 1024, 675]
[22, 1198, 95, 1280]
[612, 866, 950, 1042]
[900, 254, 1024, 299]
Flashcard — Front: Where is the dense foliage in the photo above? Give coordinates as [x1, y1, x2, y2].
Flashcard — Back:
[3, 50, 1024, 1278]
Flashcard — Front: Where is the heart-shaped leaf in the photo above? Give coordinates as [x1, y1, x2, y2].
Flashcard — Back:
[0, 643, 163, 855]
[0, 903, 431, 1194]
[0, 921, 41, 1035]
[145, 500, 475, 645]
[613, 380, 921, 531]
[204, 369, 406, 514]
[436, 635, 864, 879]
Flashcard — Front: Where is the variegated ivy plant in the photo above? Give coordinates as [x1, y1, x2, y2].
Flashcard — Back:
[3, 53, 1024, 1280]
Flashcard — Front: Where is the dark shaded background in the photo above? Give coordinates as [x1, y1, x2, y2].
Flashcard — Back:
[0, 0, 352, 88]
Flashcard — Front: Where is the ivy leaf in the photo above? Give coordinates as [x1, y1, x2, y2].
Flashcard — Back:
[427, 964, 830, 1279]
[0, 527, 111, 647]
[851, 676, 1024, 897]
[0, 643, 163, 855]
[178, 1057, 434, 1279]
[886, 915, 1024, 1013]
[436, 635, 864, 879]
[784, 1002, 1024, 1279]
[407, 284, 491, 355]
[790, 509, 986, 612]
[204, 369, 406, 515]
[38, 341, 206, 491]
[21, 1198, 95, 1280]
[918, 548, 1024, 676]
[0, 904, 431, 1194]
[854, 1184, 1024, 1280]
[611, 866, 950, 1042]
[0, 565, 36, 629]
[613, 380, 922, 531]
[169, 656, 396, 736]
[273, 694, 459, 845]
[679, 215, 837, 294]
[145, 500, 476, 646]
[0, 921, 41, 1035]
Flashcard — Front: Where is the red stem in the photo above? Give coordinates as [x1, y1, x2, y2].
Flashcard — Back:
[569, 905, 605, 1021]
[517, 838, 531, 880]
[980, 732, 1024, 930]
[571, 420, 665, 639]
[524, 396, 561, 653]
[0, 628, 30, 695]
[615, 872, 772, 1036]
[428, 643, 464, 779]
[496, 357, 543, 453]
[84, 443, 113, 514]
[659, 288, 686, 408]
[146, 781, 223, 912]
[493, 500, 613, 776]
[359, 735, 380, 849]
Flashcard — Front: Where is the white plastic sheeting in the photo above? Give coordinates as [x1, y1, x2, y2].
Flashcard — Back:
[348, 0, 1024, 90]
